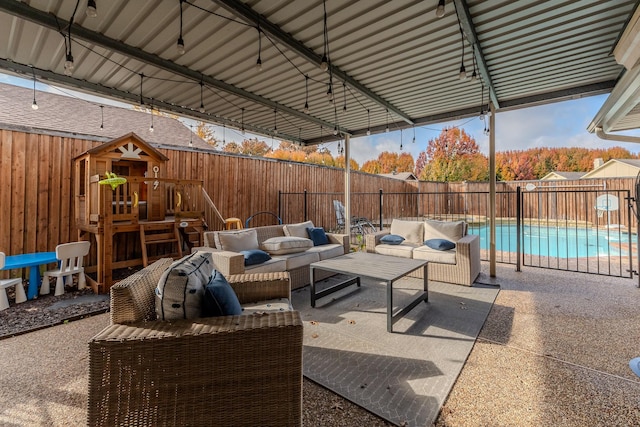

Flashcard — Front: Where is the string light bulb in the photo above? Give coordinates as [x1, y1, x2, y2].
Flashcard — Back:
[64, 52, 74, 76]
[326, 84, 333, 102]
[333, 126, 338, 135]
[255, 22, 263, 71]
[436, 0, 445, 18]
[86, 0, 97, 18]
[303, 75, 309, 113]
[273, 108, 278, 135]
[149, 101, 154, 132]
[31, 69, 38, 110]
[198, 81, 205, 113]
[320, 0, 330, 72]
[458, 25, 467, 80]
[99, 105, 104, 130]
[385, 109, 389, 133]
[177, 0, 185, 55]
[366, 109, 371, 136]
[320, 55, 328, 72]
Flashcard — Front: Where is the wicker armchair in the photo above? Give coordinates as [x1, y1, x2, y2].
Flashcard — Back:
[88, 258, 303, 427]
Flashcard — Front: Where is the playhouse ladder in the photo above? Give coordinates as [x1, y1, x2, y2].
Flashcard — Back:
[140, 223, 183, 267]
[177, 218, 206, 252]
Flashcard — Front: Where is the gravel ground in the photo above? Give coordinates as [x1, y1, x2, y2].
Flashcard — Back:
[0, 277, 395, 426]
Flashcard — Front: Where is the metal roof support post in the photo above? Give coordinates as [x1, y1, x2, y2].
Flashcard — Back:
[489, 102, 496, 277]
[344, 134, 351, 239]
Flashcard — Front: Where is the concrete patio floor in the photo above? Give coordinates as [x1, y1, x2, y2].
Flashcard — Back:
[436, 263, 640, 426]
[1, 262, 639, 426]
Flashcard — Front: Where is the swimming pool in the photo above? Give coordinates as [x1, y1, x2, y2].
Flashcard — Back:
[468, 224, 632, 258]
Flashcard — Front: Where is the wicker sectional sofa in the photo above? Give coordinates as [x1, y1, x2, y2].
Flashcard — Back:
[199, 222, 349, 290]
[87, 257, 303, 426]
[365, 218, 481, 286]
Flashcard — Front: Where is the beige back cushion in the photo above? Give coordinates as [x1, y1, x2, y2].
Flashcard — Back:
[215, 229, 259, 252]
[261, 236, 313, 255]
[283, 221, 315, 238]
[423, 220, 465, 242]
[390, 219, 424, 244]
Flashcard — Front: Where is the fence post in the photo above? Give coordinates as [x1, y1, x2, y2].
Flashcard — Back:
[516, 186, 521, 272]
[379, 189, 383, 230]
[303, 189, 308, 221]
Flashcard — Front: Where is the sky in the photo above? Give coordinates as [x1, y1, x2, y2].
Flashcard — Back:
[2, 72, 640, 167]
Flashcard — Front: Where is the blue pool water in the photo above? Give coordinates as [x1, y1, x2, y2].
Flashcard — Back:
[468, 224, 632, 258]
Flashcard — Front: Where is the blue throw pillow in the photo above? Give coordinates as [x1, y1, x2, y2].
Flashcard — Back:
[307, 227, 329, 246]
[202, 271, 242, 317]
[380, 234, 405, 245]
[239, 249, 271, 266]
[425, 238, 456, 251]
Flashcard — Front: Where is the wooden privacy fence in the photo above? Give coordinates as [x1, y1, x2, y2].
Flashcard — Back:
[0, 129, 412, 261]
[1, 128, 638, 273]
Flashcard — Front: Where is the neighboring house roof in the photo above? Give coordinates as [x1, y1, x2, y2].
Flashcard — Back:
[379, 172, 417, 181]
[581, 158, 640, 179]
[540, 171, 586, 180]
[0, 82, 210, 150]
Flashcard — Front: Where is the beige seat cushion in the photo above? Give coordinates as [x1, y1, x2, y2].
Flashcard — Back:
[283, 221, 315, 238]
[276, 251, 320, 270]
[261, 236, 313, 255]
[215, 229, 259, 252]
[374, 243, 417, 258]
[423, 220, 465, 242]
[390, 219, 424, 244]
[241, 298, 292, 314]
[413, 245, 457, 264]
[244, 257, 287, 273]
[306, 243, 344, 260]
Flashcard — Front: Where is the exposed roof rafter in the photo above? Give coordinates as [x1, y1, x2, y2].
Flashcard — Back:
[0, 0, 341, 136]
[0, 59, 301, 142]
[210, 0, 415, 126]
[453, 0, 500, 109]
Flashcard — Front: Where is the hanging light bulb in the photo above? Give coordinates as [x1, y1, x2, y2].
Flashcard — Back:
[255, 23, 263, 71]
[385, 109, 389, 133]
[100, 105, 104, 130]
[273, 109, 278, 135]
[86, 0, 97, 18]
[412, 126, 416, 143]
[333, 126, 338, 135]
[320, 55, 328, 72]
[198, 81, 205, 113]
[177, 0, 185, 55]
[366, 109, 371, 135]
[459, 64, 466, 80]
[303, 75, 309, 113]
[189, 124, 193, 147]
[31, 69, 38, 110]
[64, 52, 74, 76]
[436, 0, 445, 18]
[326, 84, 333, 102]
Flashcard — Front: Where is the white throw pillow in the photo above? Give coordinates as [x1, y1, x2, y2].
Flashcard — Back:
[215, 229, 259, 252]
[155, 251, 215, 321]
[390, 219, 424, 244]
[261, 236, 313, 255]
[423, 219, 465, 242]
[283, 221, 315, 238]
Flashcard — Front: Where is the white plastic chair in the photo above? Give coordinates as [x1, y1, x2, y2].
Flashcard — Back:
[41, 241, 91, 297]
[0, 252, 26, 311]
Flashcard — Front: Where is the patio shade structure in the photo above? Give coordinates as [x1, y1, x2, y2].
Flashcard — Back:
[0, 0, 637, 274]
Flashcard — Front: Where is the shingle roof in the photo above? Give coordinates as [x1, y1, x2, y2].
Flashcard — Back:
[613, 159, 640, 168]
[0, 83, 210, 150]
[551, 172, 586, 180]
[378, 172, 418, 181]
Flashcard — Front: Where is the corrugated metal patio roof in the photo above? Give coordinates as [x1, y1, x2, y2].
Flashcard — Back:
[0, 0, 636, 145]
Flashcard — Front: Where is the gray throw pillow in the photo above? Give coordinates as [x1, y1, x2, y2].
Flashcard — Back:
[380, 234, 405, 245]
[425, 238, 456, 251]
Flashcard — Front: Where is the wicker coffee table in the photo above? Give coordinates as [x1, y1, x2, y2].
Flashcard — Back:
[309, 252, 428, 332]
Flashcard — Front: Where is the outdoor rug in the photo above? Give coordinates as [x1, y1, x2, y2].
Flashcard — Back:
[291, 274, 499, 427]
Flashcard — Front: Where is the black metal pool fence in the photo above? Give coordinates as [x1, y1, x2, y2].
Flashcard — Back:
[279, 187, 636, 279]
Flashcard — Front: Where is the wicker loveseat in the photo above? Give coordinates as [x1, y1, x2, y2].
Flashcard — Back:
[365, 218, 481, 286]
[199, 223, 349, 290]
[87, 257, 303, 427]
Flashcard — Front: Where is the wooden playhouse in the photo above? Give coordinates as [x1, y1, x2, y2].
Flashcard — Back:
[74, 133, 206, 293]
